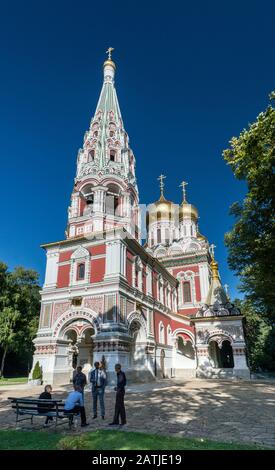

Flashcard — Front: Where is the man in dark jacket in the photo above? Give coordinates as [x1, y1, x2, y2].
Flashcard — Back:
[73, 366, 87, 396]
[109, 363, 127, 426]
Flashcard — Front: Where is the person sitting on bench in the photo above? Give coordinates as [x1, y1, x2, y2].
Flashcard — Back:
[64, 384, 89, 427]
[38, 385, 54, 427]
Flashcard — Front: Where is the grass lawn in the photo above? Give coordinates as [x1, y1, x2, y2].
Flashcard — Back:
[0, 377, 28, 386]
[0, 429, 270, 450]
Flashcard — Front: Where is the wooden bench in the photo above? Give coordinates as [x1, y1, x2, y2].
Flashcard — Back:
[8, 397, 79, 429]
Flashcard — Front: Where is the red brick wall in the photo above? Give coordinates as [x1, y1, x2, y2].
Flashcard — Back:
[126, 250, 134, 285]
[90, 258, 105, 283]
[57, 265, 70, 288]
[89, 244, 106, 256]
[59, 251, 73, 263]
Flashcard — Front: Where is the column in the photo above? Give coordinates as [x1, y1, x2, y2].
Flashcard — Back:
[105, 240, 126, 279]
[44, 249, 59, 288]
[232, 346, 250, 378]
[199, 263, 210, 303]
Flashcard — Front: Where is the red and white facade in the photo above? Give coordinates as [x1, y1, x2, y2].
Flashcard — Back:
[31, 54, 249, 385]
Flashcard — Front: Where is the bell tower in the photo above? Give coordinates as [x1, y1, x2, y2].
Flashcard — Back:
[67, 49, 140, 240]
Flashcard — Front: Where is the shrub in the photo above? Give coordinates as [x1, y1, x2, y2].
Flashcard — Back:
[57, 435, 89, 450]
[32, 361, 42, 380]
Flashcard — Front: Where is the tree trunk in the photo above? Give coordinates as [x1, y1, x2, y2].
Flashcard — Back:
[0, 347, 7, 378]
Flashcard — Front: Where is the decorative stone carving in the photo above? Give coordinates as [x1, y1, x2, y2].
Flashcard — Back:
[53, 302, 71, 323]
[84, 296, 104, 315]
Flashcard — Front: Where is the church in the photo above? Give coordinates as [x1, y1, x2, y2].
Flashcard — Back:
[31, 50, 249, 385]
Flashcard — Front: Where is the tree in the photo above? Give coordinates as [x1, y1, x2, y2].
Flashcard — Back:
[0, 307, 20, 377]
[223, 93, 275, 323]
[0, 263, 40, 378]
[234, 299, 275, 371]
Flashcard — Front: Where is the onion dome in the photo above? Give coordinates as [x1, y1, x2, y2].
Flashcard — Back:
[146, 175, 175, 225]
[104, 47, 116, 69]
[197, 231, 207, 241]
[179, 181, 198, 221]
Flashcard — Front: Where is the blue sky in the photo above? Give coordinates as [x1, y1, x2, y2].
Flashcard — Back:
[0, 0, 274, 299]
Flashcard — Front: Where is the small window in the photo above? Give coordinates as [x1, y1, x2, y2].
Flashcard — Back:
[110, 150, 116, 162]
[71, 297, 82, 307]
[88, 150, 95, 162]
[77, 263, 85, 280]
[183, 281, 191, 303]
[157, 228, 161, 244]
[86, 194, 94, 205]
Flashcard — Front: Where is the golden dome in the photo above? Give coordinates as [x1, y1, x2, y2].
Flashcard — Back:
[147, 194, 175, 225]
[179, 201, 198, 221]
[197, 231, 207, 241]
[103, 59, 116, 70]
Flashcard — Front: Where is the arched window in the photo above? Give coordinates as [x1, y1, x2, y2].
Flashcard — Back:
[110, 150, 116, 162]
[159, 322, 165, 344]
[165, 228, 170, 244]
[157, 228, 161, 244]
[177, 336, 195, 359]
[77, 263, 85, 280]
[106, 184, 120, 215]
[88, 150, 95, 162]
[86, 194, 94, 206]
[167, 325, 172, 345]
[183, 281, 191, 303]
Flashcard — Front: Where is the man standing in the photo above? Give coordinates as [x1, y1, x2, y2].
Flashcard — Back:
[109, 363, 127, 426]
[73, 366, 87, 395]
[64, 384, 89, 427]
[89, 361, 107, 420]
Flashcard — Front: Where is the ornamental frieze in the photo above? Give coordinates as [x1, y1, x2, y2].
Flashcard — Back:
[84, 296, 104, 315]
[53, 309, 100, 337]
[53, 302, 71, 323]
[93, 341, 130, 353]
[35, 345, 57, 355]
[126, 299, 135, 317]
[161, 254, 208, 267]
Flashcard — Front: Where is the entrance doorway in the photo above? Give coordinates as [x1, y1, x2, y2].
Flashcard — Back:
[209, 339, 234, 368]
[65, 327, 94, 377]
[129, 318, 147, 369]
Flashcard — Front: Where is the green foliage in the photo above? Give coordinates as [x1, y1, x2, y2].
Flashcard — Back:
[234, 299, 275, 370]
[0, 430, 269, 451]
[223, 94, 275, 323]
[0, 262, 40, 377]
[57, 435, 89, 450]
[32, 361, 42, 380]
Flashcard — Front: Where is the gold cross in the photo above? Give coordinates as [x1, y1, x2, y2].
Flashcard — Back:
[106, 47, 114, 60]
[158, 174, 166, 196]
[179, 181, 188, 202]
[210, 243, 216, 259]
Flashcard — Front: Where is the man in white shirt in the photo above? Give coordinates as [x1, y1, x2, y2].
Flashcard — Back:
[64, 384, 88, 427]
[89, 361, 107, 419]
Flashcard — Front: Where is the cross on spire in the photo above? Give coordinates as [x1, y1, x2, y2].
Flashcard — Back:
[106, 47, 114, 60]
[179, 181, 188, 202]
[224, 284, 229, 297]
[210, 243, 216, 259]
[158, 174, 166, 196]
